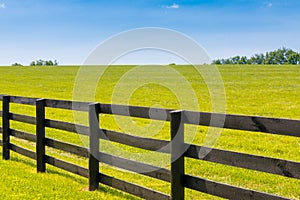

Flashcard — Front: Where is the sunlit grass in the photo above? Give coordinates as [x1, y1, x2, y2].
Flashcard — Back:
[0, 65, 299, 199]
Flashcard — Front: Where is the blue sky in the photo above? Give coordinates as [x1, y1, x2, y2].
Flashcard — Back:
[0, 0, 300, 65]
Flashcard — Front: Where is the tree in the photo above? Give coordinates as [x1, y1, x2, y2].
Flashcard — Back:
[224, 58, 231, 64]
[45, 60, 53, 66]
[12, 63, 23, 66]
[212, 47, 300, 65]
[231, 56, 240, 64]
[287, 52, 300, 64]
[275, 48, 287, 64]
[249, 54, 264, 64]
[213, 59, 222, 64]
[264, 52, 272, 64]
[36, 59, 44, 66]
[265, 51, 277, 64]
[30, 59, 58, 66]
[238, 56, 248, 64]
[30, 61, 36, 66]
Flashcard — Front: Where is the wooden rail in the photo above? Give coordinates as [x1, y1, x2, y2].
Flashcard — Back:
[0, 95, 299, 199]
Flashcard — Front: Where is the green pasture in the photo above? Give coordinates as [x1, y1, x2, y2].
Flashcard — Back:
[0, 65, 299, 199]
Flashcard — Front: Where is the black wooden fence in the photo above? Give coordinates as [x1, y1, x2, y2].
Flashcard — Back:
[0, 95, 299, 199]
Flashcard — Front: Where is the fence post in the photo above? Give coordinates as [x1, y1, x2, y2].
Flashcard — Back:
[88, 103, 100, 191]
[36, 99, 46, 172]
[170, 110, 185, 200]
[2, 96, 10, 160]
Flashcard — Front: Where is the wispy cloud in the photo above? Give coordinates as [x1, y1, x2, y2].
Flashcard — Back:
[165, 3, 179, 9]
[0, 3, 5, 9]
[267, 2, 273, 8]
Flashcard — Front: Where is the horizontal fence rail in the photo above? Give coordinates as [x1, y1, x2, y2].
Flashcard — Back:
[2, 94, 300, 137]
[184, 175, 288, 200]
[0, 95, 299, 200]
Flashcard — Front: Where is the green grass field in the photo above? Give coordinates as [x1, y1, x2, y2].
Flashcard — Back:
[0, 65, 299, 199]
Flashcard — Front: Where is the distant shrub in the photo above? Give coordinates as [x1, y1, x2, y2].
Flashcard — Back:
[11, 63, 23, 66]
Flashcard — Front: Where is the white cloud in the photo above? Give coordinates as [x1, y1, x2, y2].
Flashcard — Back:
[267, 2, 273, 8]
[166, 3, 179, 9]
[0, 3, 5, 9]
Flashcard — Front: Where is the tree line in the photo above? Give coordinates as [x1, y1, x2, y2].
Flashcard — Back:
[213, 48, 300, 65]
[30, 59, 58, 66]
[11, 59, 58, 66]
